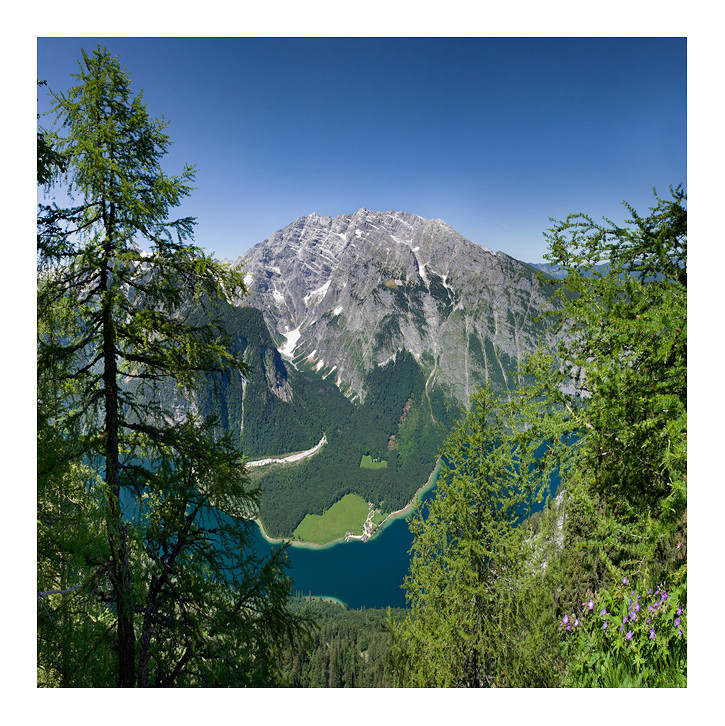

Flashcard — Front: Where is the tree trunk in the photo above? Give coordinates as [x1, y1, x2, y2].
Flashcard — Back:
[137, 574, 163, 687]
[101, 215, 136, 687]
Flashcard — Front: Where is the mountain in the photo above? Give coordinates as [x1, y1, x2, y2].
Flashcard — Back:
[172, 210, 560, 538]
[234, 209, 556, 406]
[178, 301, 454, 537]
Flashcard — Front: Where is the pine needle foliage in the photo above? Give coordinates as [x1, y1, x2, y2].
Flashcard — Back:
[37, 46, 310, 687]
[541, 186, 687, 594]
[391, 187, 686, 688]
[390, 385, 566, 687]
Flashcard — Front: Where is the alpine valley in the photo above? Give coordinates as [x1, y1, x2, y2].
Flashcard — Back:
[167, 209, 559, 540]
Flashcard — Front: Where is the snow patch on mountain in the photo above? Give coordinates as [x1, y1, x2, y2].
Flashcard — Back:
[279, 326, 302, 357]
[236, 208, 556, 405]
[303, 279, 331, 306]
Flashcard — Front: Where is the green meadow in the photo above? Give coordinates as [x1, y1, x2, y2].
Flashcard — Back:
[360, 454, 388, 469]
[371, 511, 385, 527]
[292, 493, 370, 544]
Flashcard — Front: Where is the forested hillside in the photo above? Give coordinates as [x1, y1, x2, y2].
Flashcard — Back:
[252, 350, 456, 537]
[279, 599, 407, 687]
[167, 301, 458, 537]
[37, 43, 686, 689]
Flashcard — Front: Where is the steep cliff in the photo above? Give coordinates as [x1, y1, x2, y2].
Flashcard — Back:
[235, 208, 555, 406]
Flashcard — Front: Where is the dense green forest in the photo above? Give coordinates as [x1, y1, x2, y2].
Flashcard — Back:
[37, 45, 686, 688]
[180, 305, 458, 537]
[252, 350, 457, 537]
[278, 599, 407, 687]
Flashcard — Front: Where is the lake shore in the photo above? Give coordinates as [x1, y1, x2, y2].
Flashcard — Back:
[292, 594, 347, 607]
[373, 459, 442, 533]
[254, 458, 442, 550]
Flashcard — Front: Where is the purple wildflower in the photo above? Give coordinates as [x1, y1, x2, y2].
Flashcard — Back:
[635, 603, 640, 612]
[563, 615, 569, 625]
[623, 577, 628, 585]
[675, 618, 680, 626]
[626, 631, 633, 641]
[648, 604, 653, 612]
[601, 608, 607, 616]
[574, 618, 579, 627]
[588, 599, 594, 611]
[648, 588, 653, 594]
[603, 621, 608, 630]
[650, 629, 655, 640]
[678, 629, 683, 636]
[677, 606, 682, 616]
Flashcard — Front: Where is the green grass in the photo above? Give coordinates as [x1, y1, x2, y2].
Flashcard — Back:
[360, 454, 388, 470]
[371, 511, 385, 526]
[292, 493, 370, 544]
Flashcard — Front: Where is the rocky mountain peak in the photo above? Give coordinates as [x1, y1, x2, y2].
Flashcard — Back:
[232, 210, 552, 404]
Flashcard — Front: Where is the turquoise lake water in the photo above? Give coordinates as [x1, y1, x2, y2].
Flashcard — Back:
[122, 446, 563, 610]
[254, 444, 564, 609]
[252, 505, 421, 609]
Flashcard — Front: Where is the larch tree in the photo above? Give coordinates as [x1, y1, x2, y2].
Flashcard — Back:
[538, 186, 687, 604]
[533, 188, 687, 686]
[37, 46, 309, 687]
[389, 384, 566, 687]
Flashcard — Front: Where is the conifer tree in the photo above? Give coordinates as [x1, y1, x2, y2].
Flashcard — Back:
[390, 385, 564, 687]
[539, 186, 687, 599]
[37, 46, 308, 687]
[531, 187, 688, 685]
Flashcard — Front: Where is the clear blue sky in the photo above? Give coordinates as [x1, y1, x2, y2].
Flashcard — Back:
[37, 37, 686, 263]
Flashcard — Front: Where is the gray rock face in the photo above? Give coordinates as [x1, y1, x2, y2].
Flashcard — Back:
[233, 208, 554, 405]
